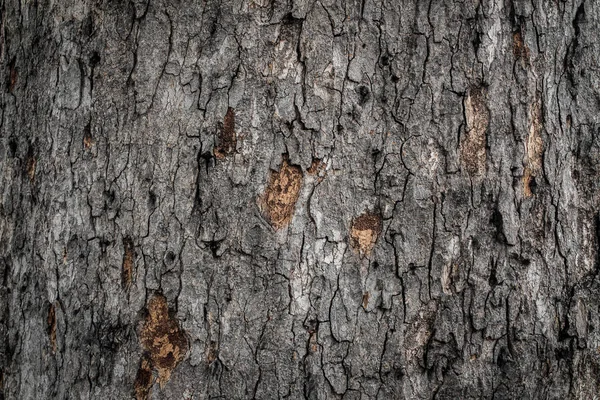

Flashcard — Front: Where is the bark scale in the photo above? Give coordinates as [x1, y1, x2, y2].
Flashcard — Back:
[1, 0, 600, 399]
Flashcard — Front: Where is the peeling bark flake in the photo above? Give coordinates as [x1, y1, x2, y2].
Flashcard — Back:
[351, 211, 382, 256]
[139, 295, 188, 388]
[134, 356, 154, 400]
[260, 155, 303, 229]
[524, 100, 544, 197]
[461, 87, 489, 176]
[362, 292, 370, 308]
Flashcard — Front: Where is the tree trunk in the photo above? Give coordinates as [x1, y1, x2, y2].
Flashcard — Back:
[2, 0, 600, 398]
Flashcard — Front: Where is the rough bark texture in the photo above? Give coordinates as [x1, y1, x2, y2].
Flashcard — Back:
[2, 0, 600, 399]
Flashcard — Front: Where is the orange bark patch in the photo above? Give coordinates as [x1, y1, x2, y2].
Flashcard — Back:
[122, 237, 134, 289]
[139, 295, 188, 387]
[351, 211, 382, 256]
[134, 356, 154, 400]
[461, 87, 489, 176]
[47, 303, 57, 353]
[214, 107, 237, 159]
[524, 100, 544, 197]
[261, 155, 303, 229]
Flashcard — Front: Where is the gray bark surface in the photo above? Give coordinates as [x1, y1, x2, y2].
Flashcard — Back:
[1, 0, 600, 398]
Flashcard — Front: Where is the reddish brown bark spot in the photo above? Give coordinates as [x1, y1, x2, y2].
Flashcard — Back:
[9, 64, 17, 92]
[206, 340, 218, 364]
[26, 156, 36, 182]
[47, 303, 57, 353]
[83, 122, 94, 149]
[351, 211, 382, 256]
[122, 237, 134, 289]
[261, 155, 303, 229]
[214, 107, 237, 159]
[309, 332, 318, 353]
[83, 135, 93, 149]
[139, 294, 188, 387]
[134, 356, 154, 400]
[513, 31, 530, 65]
[523, 168, 534, 198]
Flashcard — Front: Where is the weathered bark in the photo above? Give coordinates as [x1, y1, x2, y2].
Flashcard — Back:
[2, 0, 600, 398]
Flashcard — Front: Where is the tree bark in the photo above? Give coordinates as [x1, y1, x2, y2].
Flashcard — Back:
[2, 0, 600, 398]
